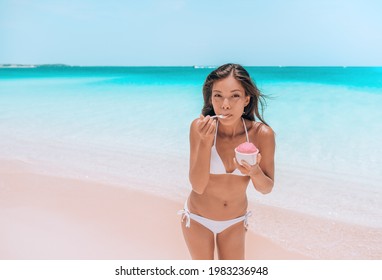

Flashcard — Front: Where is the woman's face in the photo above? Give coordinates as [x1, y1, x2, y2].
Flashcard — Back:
[211, 75, 249, 122]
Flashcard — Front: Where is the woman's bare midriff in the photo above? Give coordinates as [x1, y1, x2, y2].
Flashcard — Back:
[188, 174, 250, 220]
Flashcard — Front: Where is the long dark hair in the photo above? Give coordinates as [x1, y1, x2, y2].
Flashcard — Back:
[202, 63, 268, 126]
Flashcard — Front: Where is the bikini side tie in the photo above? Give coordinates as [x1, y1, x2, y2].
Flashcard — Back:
[177, 208, 191, 228]
[244, 211, 253, 229]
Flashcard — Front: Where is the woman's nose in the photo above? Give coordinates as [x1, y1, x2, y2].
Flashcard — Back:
[222, 98, 230, 109]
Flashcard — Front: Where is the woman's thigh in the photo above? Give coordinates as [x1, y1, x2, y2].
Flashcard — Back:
[181, 218, 215, 260]
[216, 221, 246, 260]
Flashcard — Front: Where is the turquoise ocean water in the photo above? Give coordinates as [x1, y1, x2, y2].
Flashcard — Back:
[1, 66, 381, 258]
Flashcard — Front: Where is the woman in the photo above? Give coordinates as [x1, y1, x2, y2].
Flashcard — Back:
[179, 63, 275, 260]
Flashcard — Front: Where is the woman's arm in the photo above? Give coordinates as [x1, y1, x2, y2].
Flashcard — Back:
[189, 116, 216, 194]
[234, 124, 275, 194]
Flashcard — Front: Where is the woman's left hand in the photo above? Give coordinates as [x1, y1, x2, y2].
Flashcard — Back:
[233, 153, 262, 177]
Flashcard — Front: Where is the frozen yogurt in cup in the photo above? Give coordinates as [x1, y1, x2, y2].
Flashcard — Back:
[235, 142, 259, 165]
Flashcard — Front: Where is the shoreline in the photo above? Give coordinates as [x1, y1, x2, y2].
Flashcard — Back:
[0, 160, 308, 260]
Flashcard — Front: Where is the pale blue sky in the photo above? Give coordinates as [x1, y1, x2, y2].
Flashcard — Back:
[1, 0, 381, 66]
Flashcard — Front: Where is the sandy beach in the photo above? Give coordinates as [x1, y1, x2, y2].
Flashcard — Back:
[0, 160, 308, 260]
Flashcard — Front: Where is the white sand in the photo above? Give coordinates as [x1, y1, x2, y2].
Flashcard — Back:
[0, 160, 308, 260]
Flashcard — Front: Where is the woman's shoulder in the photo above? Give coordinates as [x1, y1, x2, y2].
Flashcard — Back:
[189, 117, 204, 136]
[248, 120, 275, 140]
[190, 117, 200, 125]
[190, 117, 200, 130]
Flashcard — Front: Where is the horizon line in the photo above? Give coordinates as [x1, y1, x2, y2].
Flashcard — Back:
[1, 63, 381, 68]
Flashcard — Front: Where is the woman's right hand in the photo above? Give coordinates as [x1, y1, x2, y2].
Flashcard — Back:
[195, 114, 216, 143]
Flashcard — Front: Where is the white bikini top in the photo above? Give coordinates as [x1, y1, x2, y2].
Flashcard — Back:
[210, 118, 249, 176]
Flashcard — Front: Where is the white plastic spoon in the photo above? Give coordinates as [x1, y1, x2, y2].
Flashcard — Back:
[211, 114, 227, 119]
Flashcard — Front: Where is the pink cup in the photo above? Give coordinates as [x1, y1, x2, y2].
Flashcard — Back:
[235, 148, 259, 165]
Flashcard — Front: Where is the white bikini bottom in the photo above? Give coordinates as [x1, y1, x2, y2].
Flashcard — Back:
[178, 201, 252, 234]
